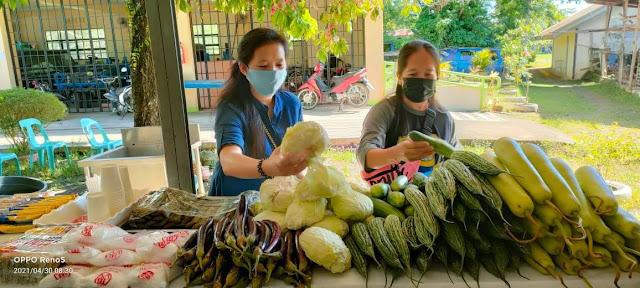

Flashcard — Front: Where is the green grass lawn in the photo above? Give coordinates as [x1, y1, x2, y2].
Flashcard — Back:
[527, 53, 552, 69]
[510, 70, 640, 213]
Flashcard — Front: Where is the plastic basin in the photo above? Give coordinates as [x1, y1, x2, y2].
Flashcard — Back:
[0, 176, 48, 196]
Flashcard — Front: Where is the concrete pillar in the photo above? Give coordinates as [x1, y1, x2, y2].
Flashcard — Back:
[0, 11, 16, 89]
[364, 11, 384, 103]
[176, 10, 199, 112]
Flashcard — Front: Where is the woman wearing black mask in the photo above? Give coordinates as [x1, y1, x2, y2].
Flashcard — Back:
[357, 40, 459, 186]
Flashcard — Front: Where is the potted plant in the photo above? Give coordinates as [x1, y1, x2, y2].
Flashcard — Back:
[471, 49, 495, 75]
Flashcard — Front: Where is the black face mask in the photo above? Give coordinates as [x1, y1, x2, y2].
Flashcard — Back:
[402, 78, 436, 103]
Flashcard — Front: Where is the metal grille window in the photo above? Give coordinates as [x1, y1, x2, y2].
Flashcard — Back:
[193, 24, 220, 59]
[46, 29, 107, 60]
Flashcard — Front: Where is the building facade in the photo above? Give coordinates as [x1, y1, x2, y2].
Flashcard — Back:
[0, 0, 384, 112]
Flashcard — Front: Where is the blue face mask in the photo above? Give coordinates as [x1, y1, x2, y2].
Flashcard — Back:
[246, 68, 288, 97]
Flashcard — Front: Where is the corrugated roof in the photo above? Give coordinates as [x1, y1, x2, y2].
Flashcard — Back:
[537, 5, 606, 40]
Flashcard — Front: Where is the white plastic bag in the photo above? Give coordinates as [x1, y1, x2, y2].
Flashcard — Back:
[59, 246, 102, 265]
[128, 262, 169, 288]
[93, 233, 142, 252]
[39, 265, 97, 288]
[79, 266, 130, 288]
[135, 232, 181, 263]
[89, 249, 143, 267]
[170, 230, 195, 247]
[62, 223, 128, 247]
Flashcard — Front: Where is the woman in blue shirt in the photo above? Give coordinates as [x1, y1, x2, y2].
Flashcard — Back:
[209, 28, 307, 196]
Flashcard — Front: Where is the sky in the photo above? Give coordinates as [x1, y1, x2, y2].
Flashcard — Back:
[558, 1, 592, 16]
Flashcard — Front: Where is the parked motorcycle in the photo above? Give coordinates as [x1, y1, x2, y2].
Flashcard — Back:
[296, 63, 374, 110]
[99, 74, 133, 117]
[31, 80, 66, 102]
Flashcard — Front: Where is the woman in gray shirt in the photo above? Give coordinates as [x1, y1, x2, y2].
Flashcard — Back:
[358, 40, 459, 185]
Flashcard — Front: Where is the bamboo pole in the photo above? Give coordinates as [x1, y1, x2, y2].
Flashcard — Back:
[628, 5, 640, 91]
[619, 0, 628, 85]
[603, 6, 613, 79]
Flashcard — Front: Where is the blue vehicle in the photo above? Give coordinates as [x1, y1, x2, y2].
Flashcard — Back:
[440, 47, 504, 74]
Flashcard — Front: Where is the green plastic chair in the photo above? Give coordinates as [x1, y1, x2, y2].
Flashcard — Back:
[80, 118, 123, 155]
[0, 152, 21, 176]
[18, 118, 71, 171]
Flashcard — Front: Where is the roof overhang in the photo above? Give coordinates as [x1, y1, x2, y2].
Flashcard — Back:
[537, 5, 607, 40]
[584, 0, 638, 7]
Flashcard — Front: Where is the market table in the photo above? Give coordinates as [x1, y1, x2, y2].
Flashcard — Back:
[2, 229, 637, 288]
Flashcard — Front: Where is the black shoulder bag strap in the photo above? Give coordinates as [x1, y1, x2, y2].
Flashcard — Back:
[253, 101, 282, 149]
[421, 108, 437, 135]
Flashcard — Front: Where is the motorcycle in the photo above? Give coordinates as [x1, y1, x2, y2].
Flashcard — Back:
[296, 63, 374, 110]
[31, 80, 66, 102]
[99, 73, 133, 117]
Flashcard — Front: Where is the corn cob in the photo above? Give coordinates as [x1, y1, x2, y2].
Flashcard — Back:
[405, 187, 439, 242]
[450, 150, 506, 176]
[344, 235, 368, 278]
[351, 222, 379, 264]
[452, 200, 467, 230]
[441, 221, 466, 261]
[456, 183, 489, 220]
[367, 217, 403, 269]
[443, 159, 483, 195]
[424, 180, 449, 221]
[430, 167, 457, 200]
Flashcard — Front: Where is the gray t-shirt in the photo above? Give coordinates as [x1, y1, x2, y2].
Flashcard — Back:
[357, 96, 459, 170]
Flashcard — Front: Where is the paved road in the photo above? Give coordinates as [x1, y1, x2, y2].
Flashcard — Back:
[0, 105, 572, 149]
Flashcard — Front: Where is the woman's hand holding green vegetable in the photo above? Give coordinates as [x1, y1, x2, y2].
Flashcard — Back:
[393, 140, 435, 162]
[264, 147, 308, 177]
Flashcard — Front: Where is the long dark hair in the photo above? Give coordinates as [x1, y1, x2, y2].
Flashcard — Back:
[219, 28, 288, 158]
[393, 40, 446, 136]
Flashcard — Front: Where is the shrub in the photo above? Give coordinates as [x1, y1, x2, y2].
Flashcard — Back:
[471, 49, 495, 71]
[0, 88, 67, 155]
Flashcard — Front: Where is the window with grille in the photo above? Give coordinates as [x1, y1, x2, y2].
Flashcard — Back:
[45, 29, 107, 60]
[193, 24, 220, 58]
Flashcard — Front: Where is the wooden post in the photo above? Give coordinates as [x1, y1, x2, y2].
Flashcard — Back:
[602, 6, 613, 79]
[628, 5, 640, 91]
[619, 0, 628, 84]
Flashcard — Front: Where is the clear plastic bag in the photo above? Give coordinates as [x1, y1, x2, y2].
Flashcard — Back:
[61, 223, 128, 248]
[38, 265, 97, 288]
[128, 262, 169, 288]
[126, 188, 259, 229]
[79, 266, 130, 288]
[88, 249, 143, 267]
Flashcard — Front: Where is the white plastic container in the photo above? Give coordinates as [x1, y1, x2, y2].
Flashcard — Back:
[78, 124, 202, 202]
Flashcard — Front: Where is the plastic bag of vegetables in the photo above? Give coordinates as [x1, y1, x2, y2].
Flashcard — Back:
[311, 216, 349, 238]
[259, 176, 298, 212]
[330, 188, 374, 222]
[295, 160, 349, 201]
[281, 121, 329, 160]
[299, 227, 351, 273]
[285, 198, 327, 230]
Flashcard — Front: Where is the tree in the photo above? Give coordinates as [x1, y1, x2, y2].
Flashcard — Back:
[494, 0, 565, 37]
[383, 0, 423, 49]
[3, 0, 405, 126]
[127, 0, 160, 126]
[0, 0, 24, 10]
[414, 0, 497, 48]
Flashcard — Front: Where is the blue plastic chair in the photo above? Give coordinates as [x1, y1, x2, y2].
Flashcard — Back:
[80, 118, 123, 155]
[18, 118, 71, 171]
[0, 153, 21, 176]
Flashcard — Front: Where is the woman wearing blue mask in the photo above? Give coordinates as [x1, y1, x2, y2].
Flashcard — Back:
[209, 28, 307, 196]
[358, 40, 460, 186]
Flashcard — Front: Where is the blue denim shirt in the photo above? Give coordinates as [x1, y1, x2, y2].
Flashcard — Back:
[209, 90, 303, 196]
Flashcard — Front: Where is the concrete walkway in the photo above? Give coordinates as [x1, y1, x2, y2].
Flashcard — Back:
[0, 105, 572, 149]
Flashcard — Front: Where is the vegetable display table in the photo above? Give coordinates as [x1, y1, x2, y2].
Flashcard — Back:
[169, 265, 640, 288]
[1, 233, 640, 288]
